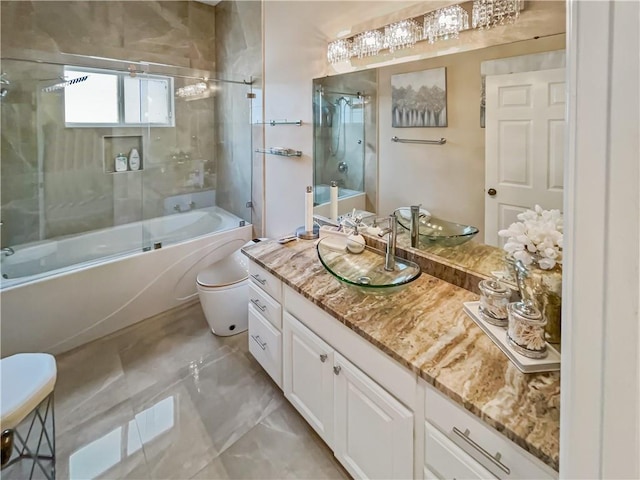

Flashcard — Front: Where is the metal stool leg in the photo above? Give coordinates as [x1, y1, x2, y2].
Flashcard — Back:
[1, 393, 56, 480]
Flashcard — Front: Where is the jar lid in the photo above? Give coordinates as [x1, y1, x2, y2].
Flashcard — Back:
[508, 301, 543, 322]
[479, 278, 511, 296]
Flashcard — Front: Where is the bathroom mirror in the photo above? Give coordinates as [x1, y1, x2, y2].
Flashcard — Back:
[312, 0, 566, 281]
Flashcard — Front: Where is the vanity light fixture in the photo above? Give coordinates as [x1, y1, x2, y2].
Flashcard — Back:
[384, 19, 422, 53]
[423, 5, 470, 44]
[472, 0, 524, 30]
[326, 0, 524, 64]
[353, 30, 385, 59]
[327, 38, 353, 64]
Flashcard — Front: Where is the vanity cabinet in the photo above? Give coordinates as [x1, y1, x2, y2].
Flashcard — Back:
[422, 381, 557, 480]
[283, 311, 414, 480]
[245, 258, 558, 480]
[248, 262, 283, 387]
[282, 311, 335, 447]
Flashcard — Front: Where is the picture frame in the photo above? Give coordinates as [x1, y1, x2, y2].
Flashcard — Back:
[391, 67, 447, 128]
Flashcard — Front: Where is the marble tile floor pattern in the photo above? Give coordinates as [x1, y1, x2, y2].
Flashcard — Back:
[48, 301, 350, 480]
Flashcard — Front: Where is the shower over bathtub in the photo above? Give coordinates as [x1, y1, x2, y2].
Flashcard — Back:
[0, 51, 256, 357]
[1, 208, 252, 356]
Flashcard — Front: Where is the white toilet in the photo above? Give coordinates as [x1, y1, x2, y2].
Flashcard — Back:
[197, 243, 253, 336]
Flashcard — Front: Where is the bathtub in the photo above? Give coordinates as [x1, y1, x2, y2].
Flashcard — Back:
[313, 184, 367, 218]
[0, 206, 251, 356]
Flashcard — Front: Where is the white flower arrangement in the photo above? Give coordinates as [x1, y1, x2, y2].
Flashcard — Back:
[498, 205, 563, 270]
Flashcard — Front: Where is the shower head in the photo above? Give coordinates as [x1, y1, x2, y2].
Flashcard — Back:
[42, 75, 88, 93]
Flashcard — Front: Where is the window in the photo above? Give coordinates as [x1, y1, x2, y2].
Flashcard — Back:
[64, 67, 174, 127]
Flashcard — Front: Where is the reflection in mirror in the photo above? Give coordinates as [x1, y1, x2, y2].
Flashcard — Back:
[313, 69, 377, 218]
[313, 2, 566, 283]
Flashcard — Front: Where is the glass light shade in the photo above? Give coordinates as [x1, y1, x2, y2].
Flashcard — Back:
[327, 38, 353, 64]
[175, 82, 208, 98]
[423, 5, 470, 44]
[384, 19, 421, 53]
[353, 30, 384, 59]
[472, 0, 523, 30]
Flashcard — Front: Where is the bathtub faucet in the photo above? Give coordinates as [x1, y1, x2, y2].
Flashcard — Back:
[1, 247, 14, 257]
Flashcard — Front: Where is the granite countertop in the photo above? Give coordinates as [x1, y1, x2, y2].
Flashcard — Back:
[242, 239, 560, 471]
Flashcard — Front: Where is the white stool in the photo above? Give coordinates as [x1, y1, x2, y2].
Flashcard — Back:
[1, 353, 57, 480]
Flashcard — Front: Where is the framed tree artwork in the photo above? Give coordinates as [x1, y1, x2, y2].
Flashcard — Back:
[391, 67, 447, 127]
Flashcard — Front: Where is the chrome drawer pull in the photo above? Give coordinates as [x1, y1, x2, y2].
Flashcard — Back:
[250, 298, 266, 312]
[452, 427, 510, 475]
[251, 274, 267, 285]
[251, 334, 267, 350]
[320, 354, 327, 363]
[333, 365, 341, 375]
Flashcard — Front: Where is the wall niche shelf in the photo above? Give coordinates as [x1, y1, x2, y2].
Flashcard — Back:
[255, 119, 302, 126]
[103, 135, 144, 173]
[256, 147, 302, 157]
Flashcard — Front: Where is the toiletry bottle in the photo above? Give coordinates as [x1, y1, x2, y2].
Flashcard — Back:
[129, 148, 141, 171]
[115, 153, 128, 172]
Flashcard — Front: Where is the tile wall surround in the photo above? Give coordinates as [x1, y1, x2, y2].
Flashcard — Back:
[1, 0, 262, 244]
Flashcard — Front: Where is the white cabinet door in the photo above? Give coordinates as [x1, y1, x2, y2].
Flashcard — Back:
[333, 352, 414, 480]
[484, 68, 566, 246]
[283, 312, 335, 448]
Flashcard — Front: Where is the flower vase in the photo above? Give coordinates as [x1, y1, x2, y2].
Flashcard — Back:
[515, 261, 562, 345]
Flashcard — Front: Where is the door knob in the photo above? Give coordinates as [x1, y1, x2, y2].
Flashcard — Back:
[487, 188, 497, 197]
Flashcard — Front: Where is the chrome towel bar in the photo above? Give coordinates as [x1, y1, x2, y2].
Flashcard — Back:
[391, 136, 446, 145]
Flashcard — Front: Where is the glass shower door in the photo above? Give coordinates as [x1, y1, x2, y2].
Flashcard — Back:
[313, 88, 366, 205]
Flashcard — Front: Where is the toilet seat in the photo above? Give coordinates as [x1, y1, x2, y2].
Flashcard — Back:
[196, 250, 249, 288]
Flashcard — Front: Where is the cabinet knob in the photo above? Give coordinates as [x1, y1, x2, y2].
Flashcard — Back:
[487, 188, 497, 197]
[320, 354, 327, 363]
[333, 365, 341, 375]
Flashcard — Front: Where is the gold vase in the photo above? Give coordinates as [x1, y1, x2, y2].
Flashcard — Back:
[516, 261, 562, 345]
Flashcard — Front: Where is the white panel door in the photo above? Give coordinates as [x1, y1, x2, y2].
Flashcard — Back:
[485, 68, 566, 246]
[333, 352, 414, 480]
[282, 312, 335, 448]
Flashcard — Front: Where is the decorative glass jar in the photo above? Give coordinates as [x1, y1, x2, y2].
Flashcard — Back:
[478, 279, 512, 326]
[507, 301, 547, 359]
[515, 260, 562, 345]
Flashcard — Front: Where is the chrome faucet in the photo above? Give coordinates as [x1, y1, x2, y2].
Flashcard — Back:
[377, 213, 398, 271]
[1, 247, 15, 257]
[173, 204, 182, 213]
[410, 204, 421, 248]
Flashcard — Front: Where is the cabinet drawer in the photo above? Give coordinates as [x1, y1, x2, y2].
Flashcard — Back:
[249, 262, 282, 303]
[248, 305, 282, 388]
[425, 421, 495, 480]
[425, 384, 557, 479]
[249, 282, 282, 330]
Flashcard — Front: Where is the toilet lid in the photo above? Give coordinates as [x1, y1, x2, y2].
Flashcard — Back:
[197, 251, 249, 288]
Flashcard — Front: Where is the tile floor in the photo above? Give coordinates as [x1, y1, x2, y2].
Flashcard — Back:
[49, 301, 350, 480]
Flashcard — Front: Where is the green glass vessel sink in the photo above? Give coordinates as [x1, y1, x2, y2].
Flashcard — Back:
[397, 215, 479, 247]
[316, 236, 421, 293]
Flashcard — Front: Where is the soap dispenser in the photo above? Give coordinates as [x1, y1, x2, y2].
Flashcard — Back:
[128, 148, 141, 171]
